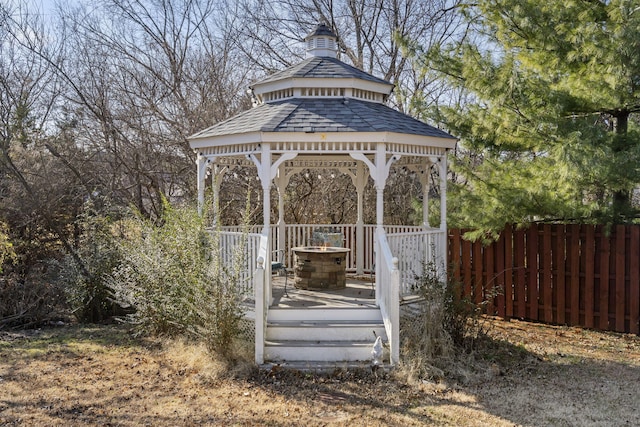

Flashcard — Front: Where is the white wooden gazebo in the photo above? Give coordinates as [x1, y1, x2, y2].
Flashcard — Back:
[189, 23, 457, 367]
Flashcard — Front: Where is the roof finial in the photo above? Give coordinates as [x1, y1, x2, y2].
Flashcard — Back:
[305, 21, 337, 58]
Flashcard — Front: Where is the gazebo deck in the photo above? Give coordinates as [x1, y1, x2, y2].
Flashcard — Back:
[270, 274, 376, 309]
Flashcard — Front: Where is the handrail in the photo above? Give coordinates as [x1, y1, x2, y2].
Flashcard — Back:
[254, 232, 269, 365]
[376, 228, 400, 365]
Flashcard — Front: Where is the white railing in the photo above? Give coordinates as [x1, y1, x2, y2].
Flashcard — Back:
[220, 222, 446, 366]
[376, 228, 400, 365]
[221, 223, 446, 297]
[221, 224, 446, 297]
[387, 229, 447, 297]
[222, 225, 277, 261]
[278, 223, 412, 273]
[217, 230, 263, 296]
[284, 224, 359, 270]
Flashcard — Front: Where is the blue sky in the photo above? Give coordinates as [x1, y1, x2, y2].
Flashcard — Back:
[25, 0, 64, 18]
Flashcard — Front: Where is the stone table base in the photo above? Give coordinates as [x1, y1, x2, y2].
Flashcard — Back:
[292, 246, 350, 290]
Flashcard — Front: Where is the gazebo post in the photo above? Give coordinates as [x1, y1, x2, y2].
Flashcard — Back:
[420, 159, 432, 229]
[352, 145, 399, 303]
[196, 154, 209, 215]
[261, 146, 272, 302]
[248, 145, 273, 302]
[438, 156, 448, 280]
[211, 164, 227, 227]
[354, 162, 367, 276]
[340, 162, 368, 275]
[275, 166, 288, 262]
[249, 148, 297, 304]
[374, 144, 387, 305]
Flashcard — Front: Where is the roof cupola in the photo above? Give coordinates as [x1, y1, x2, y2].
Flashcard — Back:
[305, 22, 337, 58]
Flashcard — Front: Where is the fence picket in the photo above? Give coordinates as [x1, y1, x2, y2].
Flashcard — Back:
[515, 229, 526, 318]
[615, 225, 626, 332]
[569, 224, 580, 326]
[554, 224, 566, 325]
[584, 225, 595, 328]
[463, 238, 472, 298]
[527, 225, 539, 320]
[496, 229, 506, 318]
[485, 238, 495, 315]
[600, 227, 610, 330]
[504, 224, 514, 318]
[474, 240, 483, 305]
[542, 224, 553, 323]
[630, 227, 640, 335]
[450, 229, 462, 283]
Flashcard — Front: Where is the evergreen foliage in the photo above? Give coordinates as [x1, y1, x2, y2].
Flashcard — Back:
[404, 0, 640, 234]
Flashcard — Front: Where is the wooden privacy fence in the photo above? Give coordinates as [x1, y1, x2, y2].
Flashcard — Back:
[448, 224, 640, 335]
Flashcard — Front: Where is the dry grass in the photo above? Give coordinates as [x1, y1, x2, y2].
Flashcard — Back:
[1, 318, 639, 426]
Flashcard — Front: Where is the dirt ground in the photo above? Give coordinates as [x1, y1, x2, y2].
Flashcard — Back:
[1, 317, 639, 426]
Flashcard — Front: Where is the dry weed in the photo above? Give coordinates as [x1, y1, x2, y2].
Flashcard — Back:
[160, 337, 255, 384]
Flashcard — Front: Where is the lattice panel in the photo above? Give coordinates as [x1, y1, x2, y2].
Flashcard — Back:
[238, 316, 255, 343]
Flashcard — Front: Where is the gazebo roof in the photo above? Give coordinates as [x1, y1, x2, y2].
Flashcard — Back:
[190, 98, 455, 140]
[305, 21, 336, 39]
[188, 22, 456, 152]
[252, 56, 391, 87]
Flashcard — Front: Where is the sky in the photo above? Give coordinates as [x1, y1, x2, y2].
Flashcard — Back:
[24, 0, 66, 19]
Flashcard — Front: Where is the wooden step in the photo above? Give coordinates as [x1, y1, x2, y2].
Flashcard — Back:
[264, 339, 386, 362]
[267, 306, 382, 322]
[263, 305, 387, 364]
[259, 360, 388, 374]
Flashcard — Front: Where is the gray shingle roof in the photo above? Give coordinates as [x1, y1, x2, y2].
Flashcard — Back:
[253, 57, 391, 87]
[305, 22, 336, 39]
[189, 98, 455, 140]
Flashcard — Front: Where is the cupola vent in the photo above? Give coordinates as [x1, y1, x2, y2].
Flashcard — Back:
[305, 22, 337, 58]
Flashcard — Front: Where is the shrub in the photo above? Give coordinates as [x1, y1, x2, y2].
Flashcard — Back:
[1, 222, 67, 328]
[108, 199, 248, 359]
[0, 222, 16, 273]
[54, 200, 125, 323]
[0, 266, 64, 328]
[400, 259, 486, 382]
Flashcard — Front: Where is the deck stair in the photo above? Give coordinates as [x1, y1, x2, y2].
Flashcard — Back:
[264, 306, 388, 365]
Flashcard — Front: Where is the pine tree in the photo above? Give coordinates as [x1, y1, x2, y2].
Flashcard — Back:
[407, 0, 640, 234]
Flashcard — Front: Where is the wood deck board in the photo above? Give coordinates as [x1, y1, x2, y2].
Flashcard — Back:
[271, 275, 377, 309]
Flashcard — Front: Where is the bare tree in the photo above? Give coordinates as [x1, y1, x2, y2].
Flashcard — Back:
[0, 2, 79, 263]
[51, 0, 253, 218]
[232, 0, 466, 111]
[0, 2, 102, 325]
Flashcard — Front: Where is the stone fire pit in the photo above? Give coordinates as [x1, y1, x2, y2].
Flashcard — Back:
[291, 246, 350, 290]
